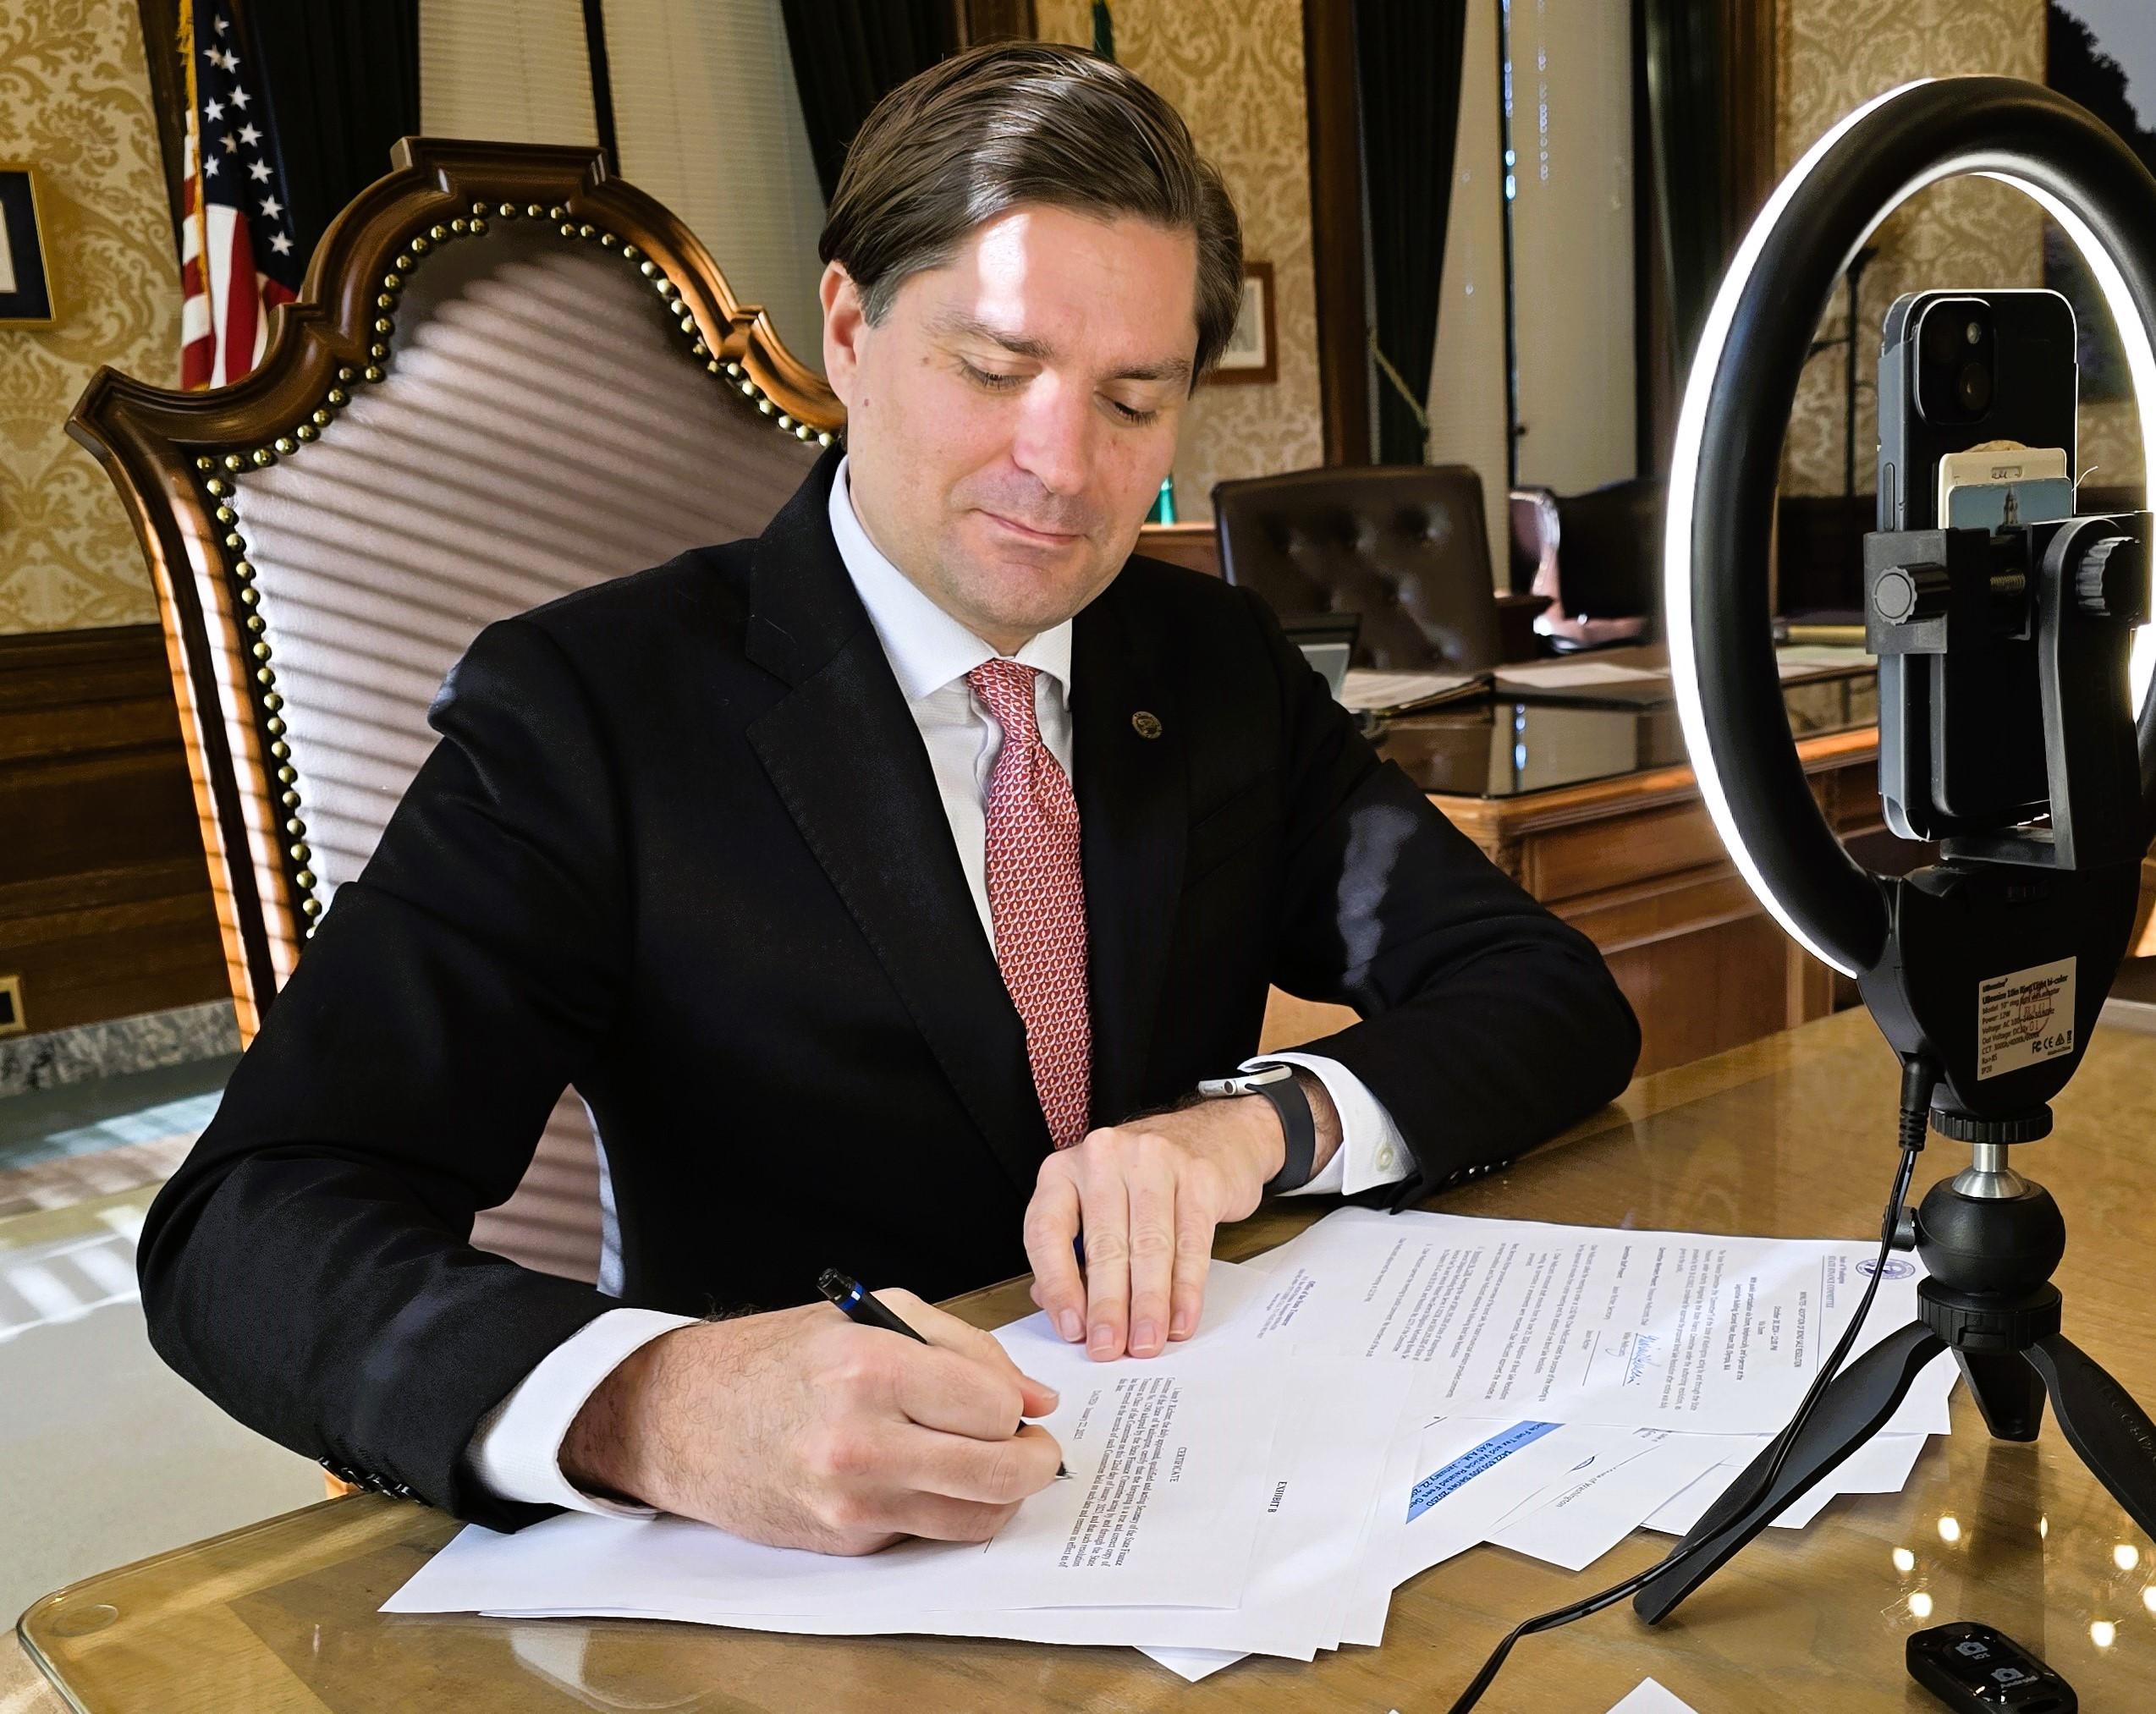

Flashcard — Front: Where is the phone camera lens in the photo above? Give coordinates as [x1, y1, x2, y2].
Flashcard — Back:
[1958, 360, 1993, 412]
[1966, 319, 1984, 344]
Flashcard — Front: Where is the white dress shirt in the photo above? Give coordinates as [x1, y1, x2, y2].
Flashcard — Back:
[462, 459, 1412, 1513]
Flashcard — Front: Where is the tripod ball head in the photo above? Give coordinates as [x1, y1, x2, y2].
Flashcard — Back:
[1915, 1173, 2065, 1299]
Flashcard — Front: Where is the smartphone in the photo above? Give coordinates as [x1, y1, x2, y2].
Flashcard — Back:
[1874, 288, 2079, 839]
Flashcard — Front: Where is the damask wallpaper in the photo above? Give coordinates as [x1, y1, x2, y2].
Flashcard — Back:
[1778, 0, 2142, 497]
[0, 0, 174, 634]
[1037, 0, 1324, 520]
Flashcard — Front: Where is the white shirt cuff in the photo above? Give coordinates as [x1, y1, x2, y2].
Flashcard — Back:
[463, 1306, 697, 1515]
[1240, 1052, 1413, 1197]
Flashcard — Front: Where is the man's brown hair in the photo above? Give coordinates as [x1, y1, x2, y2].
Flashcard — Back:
[818, 41, 1244, 382]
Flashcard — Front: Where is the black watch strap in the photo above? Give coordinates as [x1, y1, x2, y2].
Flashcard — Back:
[1253, 1073, 1317, 1194]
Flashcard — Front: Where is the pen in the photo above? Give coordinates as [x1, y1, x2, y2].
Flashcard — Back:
[817, 1269, 1068, 1478]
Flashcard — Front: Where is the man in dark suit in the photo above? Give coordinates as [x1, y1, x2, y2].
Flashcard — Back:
[140, 43, 1639, 1556]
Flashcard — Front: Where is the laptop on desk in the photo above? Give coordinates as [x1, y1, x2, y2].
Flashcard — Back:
[1283, 613, 1360, 700]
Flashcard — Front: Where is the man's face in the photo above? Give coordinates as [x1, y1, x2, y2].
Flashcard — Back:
[821, 205, 1197, 654]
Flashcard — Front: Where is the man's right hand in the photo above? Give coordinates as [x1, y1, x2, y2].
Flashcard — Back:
[559, 1288, 1064, 1554]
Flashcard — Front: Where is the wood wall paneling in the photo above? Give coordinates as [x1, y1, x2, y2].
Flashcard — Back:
[1301, 0, 1371, 467]
[0, 625, 225, 1034]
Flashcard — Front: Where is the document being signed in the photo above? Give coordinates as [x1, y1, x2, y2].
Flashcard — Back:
[386, 1261, 1289, 1623]
[387, 1214, 1957, 1676]
[1244, 1206, 1952, 1437]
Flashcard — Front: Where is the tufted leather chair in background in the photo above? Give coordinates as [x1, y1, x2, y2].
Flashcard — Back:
[1210, 465, 1504, 672]
[69, 139, 839, 1295]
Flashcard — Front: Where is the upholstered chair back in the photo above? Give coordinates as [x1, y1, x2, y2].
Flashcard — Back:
[1211, 464, 1503, 672]
[70, 140, 838, 1286]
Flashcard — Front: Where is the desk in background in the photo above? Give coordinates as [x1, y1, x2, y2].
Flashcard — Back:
[21, 1003, 2156, 1711]
[1263, 653, 1882, 1075]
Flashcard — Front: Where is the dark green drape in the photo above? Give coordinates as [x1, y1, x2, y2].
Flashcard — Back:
[778, 1, 959, 205]
[1354, 0, 1470, 466]
[239, 0, 421, 276]
[1642, 0, 1740, 385]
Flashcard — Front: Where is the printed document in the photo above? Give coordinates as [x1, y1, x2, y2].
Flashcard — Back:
[389, 1263, 1285, 1622]
[1247, 1206, 1955, 1436]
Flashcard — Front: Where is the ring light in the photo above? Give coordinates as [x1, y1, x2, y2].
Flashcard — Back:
[1664, 75, 2156, 979]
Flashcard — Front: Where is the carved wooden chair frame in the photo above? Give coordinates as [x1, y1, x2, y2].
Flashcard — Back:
[68, 138, 844, 1045]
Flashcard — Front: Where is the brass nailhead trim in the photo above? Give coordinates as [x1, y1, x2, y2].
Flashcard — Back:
[187, 186, 838, 948]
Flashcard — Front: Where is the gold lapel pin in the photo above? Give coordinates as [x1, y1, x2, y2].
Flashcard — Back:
[1130, 711, 1163, 740]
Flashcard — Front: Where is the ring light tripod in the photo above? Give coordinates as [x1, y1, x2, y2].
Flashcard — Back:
[1644, 74, 2156, 1623]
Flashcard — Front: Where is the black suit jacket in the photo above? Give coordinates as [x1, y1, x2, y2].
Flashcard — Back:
[139, 449, 1640, 1531]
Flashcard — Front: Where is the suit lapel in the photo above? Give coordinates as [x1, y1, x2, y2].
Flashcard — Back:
[1072, 580, 1188, 1127]
[743, 453, 1051, 1197]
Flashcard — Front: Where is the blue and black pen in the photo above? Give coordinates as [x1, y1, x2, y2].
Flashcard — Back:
[817, 1270, 1068, 1477]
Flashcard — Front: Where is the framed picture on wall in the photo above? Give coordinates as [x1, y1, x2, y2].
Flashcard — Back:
[0, 164, 55, 328]
[1210, 259, 1276, 385]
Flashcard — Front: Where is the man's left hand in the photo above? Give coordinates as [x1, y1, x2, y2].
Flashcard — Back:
[1021, 1073, 1340, 1360]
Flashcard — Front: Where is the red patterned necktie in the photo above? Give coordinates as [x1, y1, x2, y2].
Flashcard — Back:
[965, 658, 1092, 1151]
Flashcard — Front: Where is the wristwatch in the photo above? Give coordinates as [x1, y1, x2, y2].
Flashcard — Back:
[1196, 1063, 1317, 1194]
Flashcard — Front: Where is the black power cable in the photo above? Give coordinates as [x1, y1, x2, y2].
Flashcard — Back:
[1444, 1059, 1935, 1712]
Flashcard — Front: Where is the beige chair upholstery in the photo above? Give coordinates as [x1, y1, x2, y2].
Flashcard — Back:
[70, 140, 839, 1288]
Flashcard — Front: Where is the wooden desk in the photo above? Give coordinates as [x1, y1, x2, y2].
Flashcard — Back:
[22, 1005, 2156, 1711]
[1428, 724, 1883, 1075]
[1263, 717, 1884, 1077]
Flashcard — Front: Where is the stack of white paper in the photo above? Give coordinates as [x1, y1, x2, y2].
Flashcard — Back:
[384, 1207, 1957, 1683]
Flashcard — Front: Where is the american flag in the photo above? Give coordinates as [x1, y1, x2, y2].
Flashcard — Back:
[179, 1, 303, 390]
